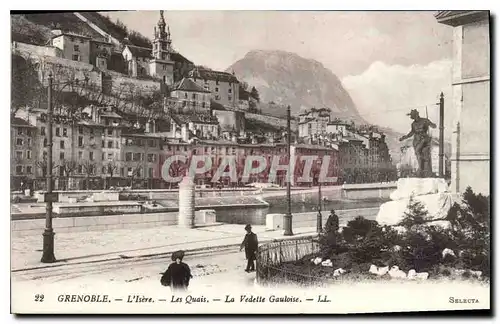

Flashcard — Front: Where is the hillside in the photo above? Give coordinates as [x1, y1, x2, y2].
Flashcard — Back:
[10, 11, 151, 48]
[228, 50, 365, 124]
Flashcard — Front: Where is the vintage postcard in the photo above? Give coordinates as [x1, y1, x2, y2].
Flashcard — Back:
[10, 10, 491, 314]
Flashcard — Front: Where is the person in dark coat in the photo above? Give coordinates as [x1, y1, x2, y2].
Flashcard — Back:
[325, 209, 339, 233]
[160, 250, 193, 291]
[240, 224, 258, 272]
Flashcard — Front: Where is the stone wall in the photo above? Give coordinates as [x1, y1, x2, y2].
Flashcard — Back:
[266, 207, 380, 230]
[11, 209, 216, 237]
[245, 112, 298, 131]
[341, 182, 397, 200]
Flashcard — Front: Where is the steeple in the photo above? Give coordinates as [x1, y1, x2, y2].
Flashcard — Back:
[158, 10, 166, 32]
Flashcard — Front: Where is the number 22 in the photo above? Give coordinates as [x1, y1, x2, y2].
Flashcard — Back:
[34, 294, 44, 302]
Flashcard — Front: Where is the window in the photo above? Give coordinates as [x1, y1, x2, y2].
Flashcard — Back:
[163, 65, 167, 71]
[133, 153, 141, 161]
[56, 128, 60, 136]
[90, 128, 94, 135]
[215, 87, 219, 92]
[27, 138, 32, 146]
[16, 138, 23, 146]
[27, 129, 32, 136]
[192, 93, 196, 100]
[74, 44, 80, 51]
[184, 92, 188, 99]
[107, 153, 113, 160]
[78, 165, 83, 174]
[43, 138, 48, 147]
[26, 151, 31, 160]
[17, 128, 23, 135]
[148, 167, 153, 178]
[72, 54, 79, 61]
[228, 88, 232, 93]
[216, 80, 219, 85]
[228, 95, 232, 101]
[101, 153, 105, 160]
[108, 141, 113, 148]
[78, 136, 84, 147]
[89, 152, 94, 161]
[79, 39, 84, 44]
[59, 152, 64, 160]
[78, 126, 83, 134]
[16, 151, 22, 159]
[102, 140, 105, 147]
[202, 102, 205, 108]
[148, 139, 155, 147]
[60, 140, 65, 149]
[147, 154, 156, 162]
[127, 167, 132, 176]
[125, 152, 132, 161]
[107, 128, 113, 136]
[16, 166, 23, 175]
[78, 151, 83, 160]
[120, 168, 124, 177]
[41, 127, 46, 136]
[26, 166, 32, 174]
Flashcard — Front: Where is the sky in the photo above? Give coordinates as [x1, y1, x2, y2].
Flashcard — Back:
[104, 10, 456, 136]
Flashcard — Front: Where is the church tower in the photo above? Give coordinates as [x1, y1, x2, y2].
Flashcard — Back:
[149, 10, 174, 85]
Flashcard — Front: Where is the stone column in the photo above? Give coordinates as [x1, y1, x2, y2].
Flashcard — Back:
[178, 176, 195, 228]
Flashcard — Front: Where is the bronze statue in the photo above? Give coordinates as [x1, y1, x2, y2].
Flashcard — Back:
[399, 109, 437, 177]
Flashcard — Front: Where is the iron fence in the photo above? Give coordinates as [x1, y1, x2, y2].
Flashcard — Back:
[256, 235, 327, 286]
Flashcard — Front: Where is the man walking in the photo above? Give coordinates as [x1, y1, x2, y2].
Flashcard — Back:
[240, 224, 258, 272]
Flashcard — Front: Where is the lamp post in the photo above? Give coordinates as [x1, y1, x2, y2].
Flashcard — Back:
[438, 92, 445, 178]
[283, 105, 293, 236]
[40, 74, 89, 263]
[41, 73, 56, 263]
[316, 180, 322, 233]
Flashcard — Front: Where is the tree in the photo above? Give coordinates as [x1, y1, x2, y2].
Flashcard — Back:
[104, 161, 119, 189]
[400, 195, 429, 230]
[11, 54, 43, 116]
[60, 159, 78, 190]
[250, 87, 260, 102]
[81, 160, 96, 190]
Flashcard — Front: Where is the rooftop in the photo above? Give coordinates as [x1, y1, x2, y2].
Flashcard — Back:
[188, 66, 239, 83]
[173, 77, 211, 93]
[124, 44, 153, 59]
[11, 117, 35, 128]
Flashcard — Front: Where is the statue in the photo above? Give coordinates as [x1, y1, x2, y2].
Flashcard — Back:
[399, 109, 437, 177]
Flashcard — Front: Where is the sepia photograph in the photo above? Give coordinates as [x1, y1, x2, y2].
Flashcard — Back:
[9, 8, 491, 315]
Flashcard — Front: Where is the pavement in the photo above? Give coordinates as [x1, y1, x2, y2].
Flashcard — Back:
[11, 223, 318, 272]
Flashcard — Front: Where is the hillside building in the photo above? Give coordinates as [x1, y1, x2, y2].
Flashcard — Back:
[188, 66, 240, 109]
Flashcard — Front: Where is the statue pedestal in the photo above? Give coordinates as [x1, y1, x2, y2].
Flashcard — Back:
[375, 178, 455, 227]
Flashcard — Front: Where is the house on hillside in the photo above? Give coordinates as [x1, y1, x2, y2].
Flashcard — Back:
[168, 77, 211, 114]
[187, 66, 240, 109]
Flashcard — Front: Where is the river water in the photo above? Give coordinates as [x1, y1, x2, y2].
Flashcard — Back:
[215, 196, 388, 225]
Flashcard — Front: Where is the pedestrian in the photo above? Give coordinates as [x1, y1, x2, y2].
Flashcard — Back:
[325, 209, 339, 233]
[160, 250, 193, 291]
[240, 224, 258, 272]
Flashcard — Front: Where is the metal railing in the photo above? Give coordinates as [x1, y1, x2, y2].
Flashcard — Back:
[256, 235, 325, 286]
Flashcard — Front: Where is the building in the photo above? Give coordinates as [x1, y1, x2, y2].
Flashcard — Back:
[11, 116, 37, 190]
[326, 119, 349, 136]
[187, 66, 240, 108]
[50, 31, 92, 63]
[121, 11, 193, 85]
[169, 77, 212, 114]
[436, 11, 490, 195]
[298, 108, 331, 138]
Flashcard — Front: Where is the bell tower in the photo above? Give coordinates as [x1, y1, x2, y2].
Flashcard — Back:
[150, 10, 174, 85]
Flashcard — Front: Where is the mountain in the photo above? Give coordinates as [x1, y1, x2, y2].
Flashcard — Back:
[227, 50, 365, 123]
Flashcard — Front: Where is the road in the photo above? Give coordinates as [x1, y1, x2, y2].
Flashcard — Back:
[12, 246, 256, 289]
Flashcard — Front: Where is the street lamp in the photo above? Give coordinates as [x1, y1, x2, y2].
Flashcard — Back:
[317, 180, 322, 233]
[283, 105, 293, 236]
[41, 73, 89, 263]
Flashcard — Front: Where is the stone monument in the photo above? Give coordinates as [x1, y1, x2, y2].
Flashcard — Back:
[399, 109, 437, 177]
